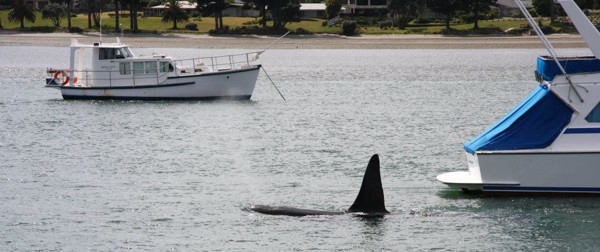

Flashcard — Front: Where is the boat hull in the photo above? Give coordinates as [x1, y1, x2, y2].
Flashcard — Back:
[438, 151, 600, 194]
[56, 66, 260, 100]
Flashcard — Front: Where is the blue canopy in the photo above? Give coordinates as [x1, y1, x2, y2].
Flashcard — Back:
[464, 85, 573, 154]
[537, 56, 600, 81]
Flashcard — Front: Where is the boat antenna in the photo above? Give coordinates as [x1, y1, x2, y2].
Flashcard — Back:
[514, 0, 584, 102]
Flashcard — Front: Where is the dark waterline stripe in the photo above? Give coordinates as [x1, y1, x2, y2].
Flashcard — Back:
[483, 185, 600, 192]
[62, 95, 252, 100]
[564, 128, 600, 134]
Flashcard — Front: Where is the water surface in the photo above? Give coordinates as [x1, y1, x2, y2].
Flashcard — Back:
[1, 46, 598, 251]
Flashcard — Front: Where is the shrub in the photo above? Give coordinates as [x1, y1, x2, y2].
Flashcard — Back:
[26, 26, 57, 32]
[294, 27, 311, 35]
[243, 19, 259, 26]
[413, 17, 432, 24]
[341, 20, 357, 36]
[185, 23, 198, 31]
[69, 26, 83, 33]
[379, 20, 393, 30]
[394, 17, 410, 29]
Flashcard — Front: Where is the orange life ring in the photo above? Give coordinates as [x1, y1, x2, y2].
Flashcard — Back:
[53, 69, 78, 86]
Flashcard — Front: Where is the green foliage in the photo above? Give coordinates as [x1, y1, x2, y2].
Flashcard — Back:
[426, 0, 458, 29]
[532, 0, 552, 17]
[161, 0, 189, 29]
[197, 0, 229, 30]
[24, 25, 56, 32]
[269, 0, 301, 28]
[41, 3, 66, 27]
[9, 0, 36, 29]
[147, 0, 162, 7]
[69, 26, 83, 33]
[341, 20, 357, 36]
[185, 23, 198, 30]
[388, 0, 422, 18]
[325, 0, 342, 20]
[459, 0, 497, 29]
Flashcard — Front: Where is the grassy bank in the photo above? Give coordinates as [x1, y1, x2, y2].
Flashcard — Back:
[0, 10, 568, 35]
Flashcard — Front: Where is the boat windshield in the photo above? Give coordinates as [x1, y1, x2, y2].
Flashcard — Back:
[99, 47, 134, 60]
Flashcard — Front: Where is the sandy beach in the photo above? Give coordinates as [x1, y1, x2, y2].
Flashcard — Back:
[0, 31, 589, 49]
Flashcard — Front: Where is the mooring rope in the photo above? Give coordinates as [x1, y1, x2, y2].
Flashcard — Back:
[261, 67, 285, 101]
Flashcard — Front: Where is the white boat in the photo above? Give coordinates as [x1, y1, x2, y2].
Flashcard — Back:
[437, 0, 600, 194]
[45, 38, 261, 100]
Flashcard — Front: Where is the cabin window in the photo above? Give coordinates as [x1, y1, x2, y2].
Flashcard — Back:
[119, 48, 133, 58]
[133, 62, 145, 75]
[585, 102, 600, 122]
[160, 62, 174, 73]
[99, 48, 116, 60]
[132, 61, 158, 75]
[99, 48, 130, 60]
[115, 48, 125, 59]
[119, 62, 131, 75]
[145, 62, 157, 74]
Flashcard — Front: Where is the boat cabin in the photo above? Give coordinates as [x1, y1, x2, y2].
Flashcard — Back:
[66, 40, 177, 87]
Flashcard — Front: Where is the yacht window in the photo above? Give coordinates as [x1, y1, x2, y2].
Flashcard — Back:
[160, 62, 174, 73]
[115, 48, 125, 59]
[145, 62, 157, 74]
[120, 48, 132, 58]
[99, 48, 117, 60]
[133, 62, 144, 75]
[123, 48, 134, 58]
[585, 101, 600, 122]
[119, 62, 131, 75]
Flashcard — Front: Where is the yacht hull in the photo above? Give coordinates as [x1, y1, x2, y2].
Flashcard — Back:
[438, 151, 600, 194]
[56, 66, 260, 100]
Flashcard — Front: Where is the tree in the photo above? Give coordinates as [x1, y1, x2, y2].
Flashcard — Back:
[426, 0, 457, 30]
[269, 0, 300, 29]
[458, 0, 496, 29]
[161, 0, 189, 29]
[129, 0, 140, 32]
[325, 0, 342, 20]
[42, 3, 67, 27]
[197, 0, 229, 31]
[54, 0, 73, 30]
[66, 0, 72, 30]
[388, 0, 420, 28]
[114, 0, 120, 33]
[242, 0, 267, 28]
[8, 0, 36, 29]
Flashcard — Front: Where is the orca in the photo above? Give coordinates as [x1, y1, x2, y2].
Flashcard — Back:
[249, 154, 389, 216]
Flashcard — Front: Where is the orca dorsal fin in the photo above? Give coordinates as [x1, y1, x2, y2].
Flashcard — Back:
[347, 154, 389, 214]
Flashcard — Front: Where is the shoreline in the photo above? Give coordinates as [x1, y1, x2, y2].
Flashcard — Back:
[0, 32, 589, 49]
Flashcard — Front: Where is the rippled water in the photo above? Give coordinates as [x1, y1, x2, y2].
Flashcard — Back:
[2, 45, 600, 251]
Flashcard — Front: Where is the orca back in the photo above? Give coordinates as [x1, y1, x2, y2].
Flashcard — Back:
[347, 154, 389, 214]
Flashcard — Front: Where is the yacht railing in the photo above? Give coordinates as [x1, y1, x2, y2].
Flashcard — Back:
[55, 69, 172, 87]
[173, 51, 261, 73]
[49, 51, 261, 87]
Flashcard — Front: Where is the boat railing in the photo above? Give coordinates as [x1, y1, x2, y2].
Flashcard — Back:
[63, 69, 171, 87]
[173, 51, 261, 73]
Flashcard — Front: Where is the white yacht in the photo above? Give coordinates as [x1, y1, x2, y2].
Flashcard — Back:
[45, 38, 261, 100]
[437, 0, 600, 194]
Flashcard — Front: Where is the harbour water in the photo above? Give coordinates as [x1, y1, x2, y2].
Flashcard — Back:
[2, 46, 600, 251]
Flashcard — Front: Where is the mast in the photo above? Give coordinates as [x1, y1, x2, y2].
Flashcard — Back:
[514, 0, 584, 102]
[555, 0, 600, 59]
